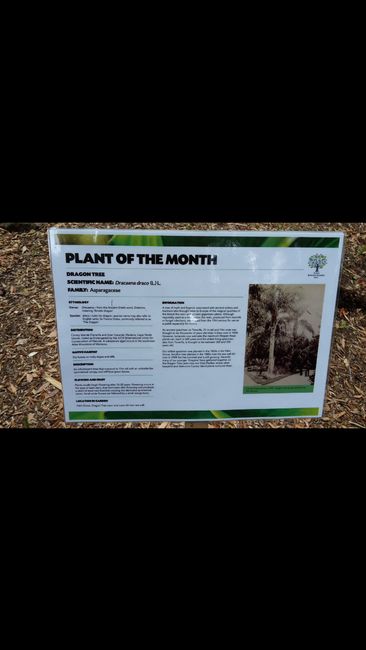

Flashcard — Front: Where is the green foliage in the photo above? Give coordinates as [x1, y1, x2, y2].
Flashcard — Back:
[56, 234, 112, 245]
[110, 234, 164, 246]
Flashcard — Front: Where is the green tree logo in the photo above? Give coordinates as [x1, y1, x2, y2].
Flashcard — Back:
[308, 254, 327, 273]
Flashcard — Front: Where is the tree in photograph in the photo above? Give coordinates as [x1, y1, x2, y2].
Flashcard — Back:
[260, 286, 299, 375]
[308, 253, 327, 273]
[274, 332, 293, 371]
[246, 286, 270, 368]
[246, 285, 265, 335]
[293, 316, 314, 340]
[306, 335, 320, 381]
[247, 285, 316, 377]
[246, 326, 269, 366]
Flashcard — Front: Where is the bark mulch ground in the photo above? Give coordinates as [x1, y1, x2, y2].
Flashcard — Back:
[0, 221, 365, 429]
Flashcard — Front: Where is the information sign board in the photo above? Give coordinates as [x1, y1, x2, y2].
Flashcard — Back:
[48, 228, 344, 422]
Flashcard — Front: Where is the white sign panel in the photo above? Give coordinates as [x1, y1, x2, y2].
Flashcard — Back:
[48, 228, 344, 422]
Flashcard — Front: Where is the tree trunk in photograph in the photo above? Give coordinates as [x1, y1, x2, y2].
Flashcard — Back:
[268, 324, 277, 375]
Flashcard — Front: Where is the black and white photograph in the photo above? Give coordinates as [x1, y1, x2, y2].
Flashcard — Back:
[244, 284, 325, 391]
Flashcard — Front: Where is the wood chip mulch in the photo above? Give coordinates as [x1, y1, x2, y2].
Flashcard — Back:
[0, 221, 365, 429]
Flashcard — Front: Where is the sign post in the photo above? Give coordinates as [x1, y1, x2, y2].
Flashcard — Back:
[48, 228, 344, 424]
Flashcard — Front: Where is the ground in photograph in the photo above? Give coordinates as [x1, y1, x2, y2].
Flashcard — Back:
[244, 369, 312, 387]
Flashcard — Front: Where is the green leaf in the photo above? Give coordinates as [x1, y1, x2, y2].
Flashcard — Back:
[56, 234, 112, 245]
[210, 410, 232, 419]
[262, 236, 295, 247]
[109, 234, 164, 246]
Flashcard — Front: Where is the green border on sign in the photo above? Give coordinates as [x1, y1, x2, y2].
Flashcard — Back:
[69, 407, 319, 421]
[243, 385, 314, 394]
[56, 233, 340, 248]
